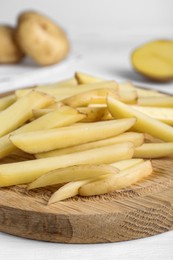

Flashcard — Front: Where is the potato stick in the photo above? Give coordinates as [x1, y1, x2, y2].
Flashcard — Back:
[28, 164, 119, 190]
[62, 88, 117, 107]
[36, 132, 143, 158]
[138, 96, 173, 107]
[107, 96, 173, 142]
[89, 90, 137, 105]
[0, 90, 54, 137]
[77, 107, 107, 122]
[41, 159, 144, 203]
[10, 118, 136, 153]
[0, 107, 85, 158]
[131, 106, 173, 126]
[37, 81, 118, 94]
[32, 105, 79, 119]
[33, 106, 107, 122]
[79, 161, 152, 196]
[134, 143, 173, 158]
[117, 90, 137, 104]
[48, 180, 90, 204]
[38, 77, 77, 88]
[110, 159, 144, 170]
[0, 142, 134, 187]
[117, 82, 135, 91]
[0, 94, 16, 111]
[135, 88, 167, 97]
[75, 71, 103, 84]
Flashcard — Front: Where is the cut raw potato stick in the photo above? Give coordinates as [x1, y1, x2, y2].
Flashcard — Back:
[36, 132, 143, 158]
[79, 160, 152, 196]
[138, 96, 173, 107]
[75, 71, 103, 84]
[89, 90, 138, 105]
[0, 94, 16, 111]
[0, 107, 84, 159]
[48, 180, 90, 204]
[132, 106, 173, 126]
[48, 159, 147, 203]
[0, 90, 54, 137]
[110, 159, 144, 170]
[32, 105, 77, 119]
[38, 77, 77, 88]
[10, 118, 136, 154]
[15, 81, 118, 99]
[28, 164, 119, 190]
[117, 82, 135, 91]
[135, 88, 167, 98]
[77, 107, 107, 122]
[134, 143, 173, 158]
[107, 96, 173, 142]
[37, 81, 118, 96]
[62, 88, 117, 107]
[131, 40, 173, 81]
[0, 142, 134, 187]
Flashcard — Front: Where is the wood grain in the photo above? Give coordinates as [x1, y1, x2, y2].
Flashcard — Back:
[0, 92, 173, 243]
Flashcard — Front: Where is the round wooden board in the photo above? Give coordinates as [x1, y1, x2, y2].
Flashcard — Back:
[0, 157, 173, 243]
[0, 90, 173, 243]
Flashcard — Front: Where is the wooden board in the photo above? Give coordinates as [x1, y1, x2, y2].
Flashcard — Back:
[0, 91, 173, 243]
[0, 155, 173, 243]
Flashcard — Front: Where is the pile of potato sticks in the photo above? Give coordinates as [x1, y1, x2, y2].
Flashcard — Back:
[0, 71, 173, 205]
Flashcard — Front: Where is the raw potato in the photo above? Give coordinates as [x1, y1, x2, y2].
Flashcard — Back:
[28, 164, 119, 190]
[0, 90, 54, 137]
[75, 71, 103, 84]
[79, 161, 152, 196]
[134, 143, 173, 158]
[48, 159, 143, 204]
[36, 132, 143, 158]
[15, 11, 70, 65]
[132, 106, 173, 126]
[137, 96, 173, 107]
[10, 118, 136, 153]
[0, 94, 16, 111]
[0, 142, 134, 187]
[110, 159, 144, 170]
[107, 96, 173, 142]
[0, 25, 24, 63]
[131, 40, 173, 81]
[48, 180, 90, 204]
[0, 107, 85, 159]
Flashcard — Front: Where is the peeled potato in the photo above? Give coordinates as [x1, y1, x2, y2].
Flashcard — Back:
[0, 25, 24, 63]
[131, 40, 173, 81]
[15, 11, 70, 66]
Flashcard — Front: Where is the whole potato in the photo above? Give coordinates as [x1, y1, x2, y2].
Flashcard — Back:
[0, 25, 24, 64]
[15, 11, 70, 66]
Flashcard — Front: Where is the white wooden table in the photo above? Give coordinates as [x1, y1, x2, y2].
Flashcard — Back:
[0, 0, 173, 259]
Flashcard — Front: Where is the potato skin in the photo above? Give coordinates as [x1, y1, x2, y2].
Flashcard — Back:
[15, 11, 70, 66]
[0, 25, 24, 64]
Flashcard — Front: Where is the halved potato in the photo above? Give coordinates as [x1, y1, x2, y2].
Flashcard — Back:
[131, 40, 173, 81]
